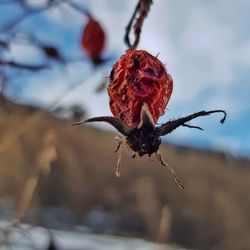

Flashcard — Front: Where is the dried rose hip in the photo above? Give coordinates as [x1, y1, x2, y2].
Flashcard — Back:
[81, 16, 105, 64]
[108, 49, 173, 128]
[74, 49, 226, 189]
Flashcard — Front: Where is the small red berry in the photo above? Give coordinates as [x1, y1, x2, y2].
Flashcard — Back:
[81, 16, 105, 62]
[108, 49, 173, 128]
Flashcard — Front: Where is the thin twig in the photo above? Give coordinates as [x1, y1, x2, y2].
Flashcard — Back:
[0, 59, 48, 71]
[0, 0, 60, 32]
[124, 0, 153, 49]
[0, 0, 90, 32]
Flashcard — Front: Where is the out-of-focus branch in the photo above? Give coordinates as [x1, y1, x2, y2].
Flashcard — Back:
[0, 40, 9, 49]
[1, 0, 90, 32]
[0, 59, 48, 71]
[124, 0, 153, 49]
[0, 0, 60, 32]
[0, 0, 99, 70]
[0, 0, 105, 150]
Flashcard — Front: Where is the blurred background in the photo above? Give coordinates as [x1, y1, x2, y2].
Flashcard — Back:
[0, 0, 250, 249]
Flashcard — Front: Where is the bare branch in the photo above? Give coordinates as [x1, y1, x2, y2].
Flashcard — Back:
[125, 0, 153, 49]
[0, 0, 60, 32]
[0, 59, 48, 71]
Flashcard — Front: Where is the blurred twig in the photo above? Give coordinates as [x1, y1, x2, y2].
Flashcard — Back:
[0, 0, 100, 153]
[0, 59, 48, 71]
[0, 0, 60, 32]
[0, 0, 90, 32]
[125, 0, 153, 49]
[0, 40, 9, 49]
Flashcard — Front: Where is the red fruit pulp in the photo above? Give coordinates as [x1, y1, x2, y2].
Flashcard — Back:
[81, 17, 105, 60]
[108, 50, 173, 128]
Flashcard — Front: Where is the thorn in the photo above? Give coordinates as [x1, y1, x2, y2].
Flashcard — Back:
[182, 123, 204, 131]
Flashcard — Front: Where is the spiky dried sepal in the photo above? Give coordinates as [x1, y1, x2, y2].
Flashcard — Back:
[157, 110, 227, 136]
[73, 116, 132, 136]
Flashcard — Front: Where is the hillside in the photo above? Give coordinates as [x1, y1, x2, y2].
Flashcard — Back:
[0, 98, 250, 250]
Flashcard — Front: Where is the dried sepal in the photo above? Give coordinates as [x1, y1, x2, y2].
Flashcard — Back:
[73, 116, 132, 136]
[157, 110, 227, 136]
[181, 123, 203, 131]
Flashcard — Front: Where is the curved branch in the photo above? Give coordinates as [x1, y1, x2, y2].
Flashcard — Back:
[124, 0, 153, 49]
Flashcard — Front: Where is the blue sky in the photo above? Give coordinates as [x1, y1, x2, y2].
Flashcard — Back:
[1, 0, 250, 157]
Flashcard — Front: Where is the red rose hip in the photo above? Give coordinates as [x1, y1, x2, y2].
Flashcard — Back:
[108, 49, 173, 128]
[74, 49, 226, 189]
[81, 16, 105, 62]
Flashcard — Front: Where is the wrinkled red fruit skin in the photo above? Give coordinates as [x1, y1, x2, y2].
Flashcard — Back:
[81, 17, 105, 60]
[108, 50, 173, 128]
